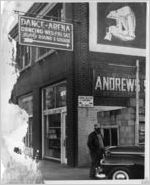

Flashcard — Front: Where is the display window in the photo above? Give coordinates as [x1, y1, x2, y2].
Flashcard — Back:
[43, 82, 66, 110]
[42, 81, 67, 162]
[56, 84, 66, 107]
[43, 86, 55, 110]
[139, 121, 145, 144]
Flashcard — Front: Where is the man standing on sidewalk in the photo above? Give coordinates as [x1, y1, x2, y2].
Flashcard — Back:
[87, 123, 105, 179]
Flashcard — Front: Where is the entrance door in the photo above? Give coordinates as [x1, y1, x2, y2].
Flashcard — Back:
[44, 113, 61, 160]
[43, 108, 67, 164]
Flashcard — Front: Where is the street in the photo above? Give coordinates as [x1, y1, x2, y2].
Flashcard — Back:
[38, 160, 90, 181]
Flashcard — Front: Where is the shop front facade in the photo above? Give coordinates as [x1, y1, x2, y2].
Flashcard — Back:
[77, 53, 145, 166]
[9, 2, 147, 167]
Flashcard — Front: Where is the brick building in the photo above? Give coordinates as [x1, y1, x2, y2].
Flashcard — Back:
[9, 2, 147, 167]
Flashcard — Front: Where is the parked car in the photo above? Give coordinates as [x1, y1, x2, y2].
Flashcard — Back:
[96, 145, 144, 180]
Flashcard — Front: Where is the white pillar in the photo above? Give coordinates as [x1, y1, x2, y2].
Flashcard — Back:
[135, 59, 139, 145]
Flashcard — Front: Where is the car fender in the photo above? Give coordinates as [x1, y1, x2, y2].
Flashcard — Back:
[101, 158, 135, 166]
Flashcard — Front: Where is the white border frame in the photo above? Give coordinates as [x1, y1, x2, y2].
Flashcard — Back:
[89, 2, 146, 57]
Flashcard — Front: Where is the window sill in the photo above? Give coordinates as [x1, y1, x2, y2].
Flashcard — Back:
[35, 49, 55, 63]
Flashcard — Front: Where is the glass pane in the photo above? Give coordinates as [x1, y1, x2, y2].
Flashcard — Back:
[48, 114, 61, 127]
[44, 114, 61, 159]
[44, 87, 55, 109]
[56, 83, 66, 107]
[103, 129, 110, 147]
[25, 46, 30, 66]
[111, 128, 118, 146]
[139, 122, 145, 144]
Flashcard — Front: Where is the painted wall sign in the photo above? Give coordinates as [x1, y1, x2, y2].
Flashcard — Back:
[89, 2, 147, 56]
[94, 75, 145, 97]
[78, 96, 94, 107]
[19, 15, 73, 51]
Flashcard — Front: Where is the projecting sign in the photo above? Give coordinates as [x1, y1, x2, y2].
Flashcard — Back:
[19, 15, 73, 51]
[78, 96, 94, 107]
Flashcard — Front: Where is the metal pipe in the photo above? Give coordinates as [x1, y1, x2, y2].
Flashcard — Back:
[135, 59, 139, 145]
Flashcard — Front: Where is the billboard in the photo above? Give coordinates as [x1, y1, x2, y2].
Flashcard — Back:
[19, 15, 73, 51]
[89, 2, 147, 56]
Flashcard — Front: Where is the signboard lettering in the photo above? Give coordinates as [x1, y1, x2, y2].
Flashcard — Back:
[78, 96, 94, 107]
[95, 76, 145, 95]
[19, 15, 73, 51]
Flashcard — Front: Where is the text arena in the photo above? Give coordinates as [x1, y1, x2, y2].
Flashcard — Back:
[19, 16, 73, 51]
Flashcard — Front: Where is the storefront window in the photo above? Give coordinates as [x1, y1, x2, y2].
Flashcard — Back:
[43, 82, 66, 110]
[42, 82, 67, 160]
[139, 122, 145, 144]
[56, 84, 66, 107]
[43, 87, 55, 110]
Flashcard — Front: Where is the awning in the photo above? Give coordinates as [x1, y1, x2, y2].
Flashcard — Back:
[95, 106, 125, 112]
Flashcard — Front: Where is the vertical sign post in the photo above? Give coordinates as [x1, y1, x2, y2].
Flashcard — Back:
[135, 59, 139, 145]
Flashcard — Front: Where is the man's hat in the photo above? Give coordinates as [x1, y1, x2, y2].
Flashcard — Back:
[94, 123, 100, 128]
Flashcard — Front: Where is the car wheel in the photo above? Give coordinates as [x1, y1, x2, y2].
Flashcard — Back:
[108, 167, 131, 180]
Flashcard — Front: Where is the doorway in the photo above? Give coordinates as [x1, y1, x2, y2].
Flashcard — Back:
[42, 107, 67, 164]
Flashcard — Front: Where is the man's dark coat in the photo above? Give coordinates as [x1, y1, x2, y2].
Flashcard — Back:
[87, 131, 104, 158]
[87, 131, 105, 178]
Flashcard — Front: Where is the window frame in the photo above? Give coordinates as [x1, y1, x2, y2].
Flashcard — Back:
[18, 94, 33, 149]
[100, 125, 119, 147]
[35, 3, 65, 61]
[19, 45, 32, 72]
[42, 81, 67, 112]
[139, 121, 145, 145]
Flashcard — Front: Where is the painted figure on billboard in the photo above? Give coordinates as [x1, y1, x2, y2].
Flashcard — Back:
[104, 6, 136, 41]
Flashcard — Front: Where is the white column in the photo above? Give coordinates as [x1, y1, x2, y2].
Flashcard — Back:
[135, 59, 139, 145]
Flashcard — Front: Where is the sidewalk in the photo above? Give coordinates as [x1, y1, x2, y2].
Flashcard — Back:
[38, 160, 90, 181]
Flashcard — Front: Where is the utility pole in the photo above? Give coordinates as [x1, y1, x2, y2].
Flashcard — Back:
[135, 59, 139, 145]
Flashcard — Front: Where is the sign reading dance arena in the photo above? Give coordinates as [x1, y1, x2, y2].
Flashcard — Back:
[19, 15, 73, 51]
[89, 2, 147, 56]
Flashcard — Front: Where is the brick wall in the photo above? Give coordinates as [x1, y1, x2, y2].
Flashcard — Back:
[78, 107, 98, 167]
